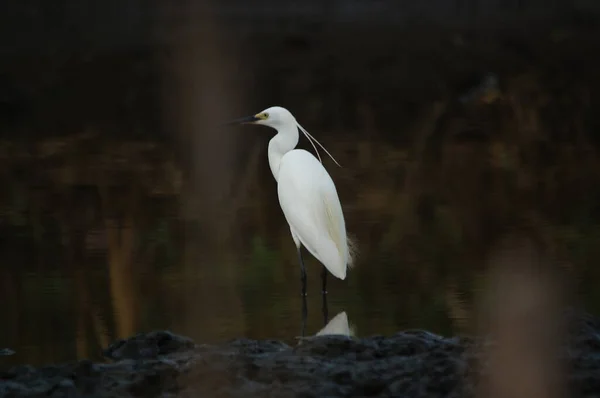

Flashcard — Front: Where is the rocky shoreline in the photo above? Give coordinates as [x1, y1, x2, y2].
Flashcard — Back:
[1, 309, 599, 398]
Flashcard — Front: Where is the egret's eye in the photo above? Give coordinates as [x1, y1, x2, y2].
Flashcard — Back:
[263, 112, 269, 119]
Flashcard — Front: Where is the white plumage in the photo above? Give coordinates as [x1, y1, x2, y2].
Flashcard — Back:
[229, 106, 354, 294]
[278, 149, 350, 279]
[316, 311, 353, 337]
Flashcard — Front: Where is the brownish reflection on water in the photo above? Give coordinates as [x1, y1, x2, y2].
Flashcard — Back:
[474, 232, 567, 398]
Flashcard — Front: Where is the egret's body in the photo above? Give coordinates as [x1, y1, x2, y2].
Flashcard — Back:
[228, 106, 353, 296]
[277, 149, 349, 280]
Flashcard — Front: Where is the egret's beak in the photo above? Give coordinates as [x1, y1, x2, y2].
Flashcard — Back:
[221, 115, 259, 126]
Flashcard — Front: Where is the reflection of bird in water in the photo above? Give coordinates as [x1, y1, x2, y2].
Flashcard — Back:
[226, 106, 355, 301]
[316, 311, 354, 337]
[296, 310, 355, 344]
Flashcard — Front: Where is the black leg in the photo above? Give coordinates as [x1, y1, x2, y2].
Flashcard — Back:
[321, 266, 329, 325]
[298, 247, 307, 297]
[322, 288, 329, 325]
[301, 293, 308, 337]
[321, 265, 328, 295]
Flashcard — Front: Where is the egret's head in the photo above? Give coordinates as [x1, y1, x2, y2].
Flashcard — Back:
[225, 106, 296, 130]
[225, 105, 343, 168]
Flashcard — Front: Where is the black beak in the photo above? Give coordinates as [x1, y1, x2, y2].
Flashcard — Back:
[221, 115, 259, 126]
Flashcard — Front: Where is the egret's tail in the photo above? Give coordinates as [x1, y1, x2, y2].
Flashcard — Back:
[346, 234, 358, 269]
[314, 233, 357, 280]
[314, 238, 348, 280]
[321, 198, 356, 278]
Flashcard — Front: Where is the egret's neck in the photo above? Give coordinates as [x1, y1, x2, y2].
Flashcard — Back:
[268, 124, 299, 181]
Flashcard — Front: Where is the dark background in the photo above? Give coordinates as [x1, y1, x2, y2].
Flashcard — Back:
[0, 0, 599, 368]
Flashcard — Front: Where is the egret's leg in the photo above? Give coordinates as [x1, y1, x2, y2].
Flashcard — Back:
[322, 287, 329, 325]
[298, 247, 307, 297]
[301, 293, 308, 337]
[321, 266, 328, 295]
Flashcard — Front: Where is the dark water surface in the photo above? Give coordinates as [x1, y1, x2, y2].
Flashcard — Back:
[0, 130, 599, 369]
[0, 137, 465, 367]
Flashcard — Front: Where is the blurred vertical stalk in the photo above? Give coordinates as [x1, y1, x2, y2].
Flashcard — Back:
[155, 0, 248, 340]
[158, 0, 245, 247]
[475, 231, 567, 398]
[100, 182, 138, 339]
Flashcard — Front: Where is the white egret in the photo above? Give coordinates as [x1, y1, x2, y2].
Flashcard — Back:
[227, 106, 354, 296]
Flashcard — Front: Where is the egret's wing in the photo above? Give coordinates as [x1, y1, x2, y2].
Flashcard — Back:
[277, 159, 323, 256]
[319, 177, 346, 264]
[277, 150, 349, 279]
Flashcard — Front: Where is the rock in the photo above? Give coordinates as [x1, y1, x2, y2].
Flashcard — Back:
[103, 330, 196, 360]
[0, 309, 599, 397]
